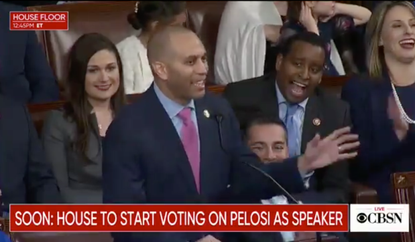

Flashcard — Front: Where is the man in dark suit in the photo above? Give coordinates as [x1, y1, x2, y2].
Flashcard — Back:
[0, 94, 61, 210]
[0, 2, 60, 103]
[224, 32, 352, 204]
[102, 26, 358, 242]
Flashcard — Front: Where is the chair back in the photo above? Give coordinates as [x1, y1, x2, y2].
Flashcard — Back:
[392, 171, 415, 242]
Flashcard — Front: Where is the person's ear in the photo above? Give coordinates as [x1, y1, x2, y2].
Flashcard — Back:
[276, 54, 283, 72]
[150, 61, 168, 80]
[149, 21, 160, 31]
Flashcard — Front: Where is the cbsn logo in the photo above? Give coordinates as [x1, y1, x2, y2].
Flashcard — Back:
[356, 206, 402, 224]
[9, 11, 69, 31]
[349, 204, 409, 232]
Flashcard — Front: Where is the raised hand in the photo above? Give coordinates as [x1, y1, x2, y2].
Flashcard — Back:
[299, 2, 319, 34]
[300, 127, 359, 172]
[387, 95, 409, 141]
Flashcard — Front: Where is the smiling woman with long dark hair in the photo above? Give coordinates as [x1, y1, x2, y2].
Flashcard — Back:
[41, 33, 127, 203]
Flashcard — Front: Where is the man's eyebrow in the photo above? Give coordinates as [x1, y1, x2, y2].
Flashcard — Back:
[273, 141, 285, 144]
[184, 53, 207, 59]
[250, 141, 265, 146]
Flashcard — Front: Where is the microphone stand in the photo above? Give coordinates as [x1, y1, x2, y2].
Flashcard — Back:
[316, 232, 322, 242]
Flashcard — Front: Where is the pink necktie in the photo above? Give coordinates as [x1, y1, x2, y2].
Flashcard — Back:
[178, 108, 200, 193]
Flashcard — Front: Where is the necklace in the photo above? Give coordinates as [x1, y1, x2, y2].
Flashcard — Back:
[391, 82, 415, 124]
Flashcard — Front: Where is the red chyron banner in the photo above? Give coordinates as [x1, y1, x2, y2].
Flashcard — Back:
[9, 204, 348, 232]
[9, 11, 69, 31]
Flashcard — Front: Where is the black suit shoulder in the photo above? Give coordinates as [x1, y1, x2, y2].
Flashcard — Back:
[0, 1, 26, 11]
[0, 94, 27, 117]
[224, 75, 273, 108]
[315, 87, 349, 112]
[204, 90, 235, 114]
[225, 75, 270, 92]
[313, 88, 351, 131]
[225, 75, 271, 98]
[0, 95, 33, 142]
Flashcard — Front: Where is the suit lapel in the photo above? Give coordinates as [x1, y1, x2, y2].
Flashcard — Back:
[370, 76, 392, 142]
[259, 77, 279, 117]
[301, 95, 322, 153]
[258, 78, 323, 154]
[146, 88, 198, 195]
[194, 98, 212, 197]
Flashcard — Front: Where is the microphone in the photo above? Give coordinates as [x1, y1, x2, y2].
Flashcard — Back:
[212, 112, 300, 204]
[214, 113, 324, 241]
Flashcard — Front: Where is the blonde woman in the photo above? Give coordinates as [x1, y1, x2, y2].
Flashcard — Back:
[342, 1, 415, 203]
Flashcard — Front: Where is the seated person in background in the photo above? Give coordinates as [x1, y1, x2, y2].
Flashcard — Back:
[279, 1, 371, 76]
[342, 1, 415, 203]
[246, 116, 314, 242]
[214, 1, 284, 85]
[0, 95, 61, 209]
[245, 116, 350, 242]
[332, 19, 360, 75]
[42, 33, 126, 203]
[0, 1, 60, 103]
[117, 1, 186, 94]
[224, 32, 354, 204]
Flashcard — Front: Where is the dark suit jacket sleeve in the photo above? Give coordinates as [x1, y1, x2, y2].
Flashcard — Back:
[219, 99, 306, 201]
[341, 76, 409, 173]
[102, 115, 185, 242]
[24, 31, 60, 103]
[24, 106, 62, 203]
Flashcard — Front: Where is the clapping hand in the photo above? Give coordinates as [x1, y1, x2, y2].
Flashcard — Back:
[299, 127, 359, 173]
[387, 95, 409, 141]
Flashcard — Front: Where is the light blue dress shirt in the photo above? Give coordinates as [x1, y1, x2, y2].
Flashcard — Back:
[154, 84, 200, 149]
[275, 83, 314, 181]
[276, 84, 307, 156]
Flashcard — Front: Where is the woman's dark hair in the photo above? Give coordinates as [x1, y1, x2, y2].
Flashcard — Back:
[127, 1, 186, 30]
[65, 33, 126, 162]
[286, 1, 303, 22]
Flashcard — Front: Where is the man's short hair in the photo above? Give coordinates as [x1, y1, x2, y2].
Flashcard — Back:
[147, 25, 194, 63]
[244, 115, 287, 140]
[280, 31, 327, 57]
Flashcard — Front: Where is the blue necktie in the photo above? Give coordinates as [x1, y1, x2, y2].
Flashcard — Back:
[285, 104, 299, 157]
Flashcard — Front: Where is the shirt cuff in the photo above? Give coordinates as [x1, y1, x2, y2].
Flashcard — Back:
[302, 171, 314, 189]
